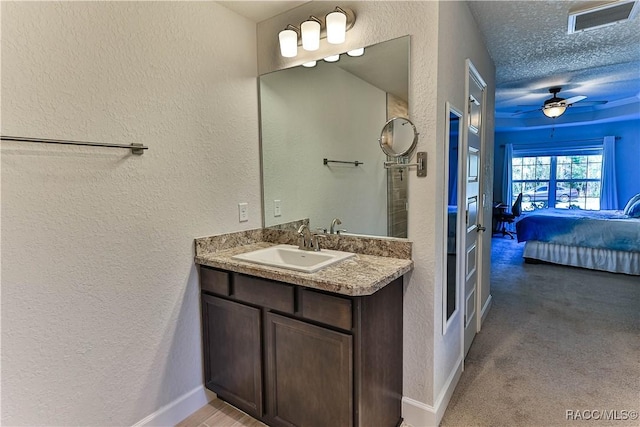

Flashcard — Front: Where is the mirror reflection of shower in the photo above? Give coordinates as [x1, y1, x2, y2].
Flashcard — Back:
[386, 97, 409, 238]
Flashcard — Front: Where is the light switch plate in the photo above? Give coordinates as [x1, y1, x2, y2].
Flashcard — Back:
[274, 200, 282, 217]
[238, 203, 248, 222]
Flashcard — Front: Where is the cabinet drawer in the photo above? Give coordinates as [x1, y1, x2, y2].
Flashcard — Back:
[299, 288, 352, 330]
[233, 274, 294, 314]
[200, 267, 230, 295]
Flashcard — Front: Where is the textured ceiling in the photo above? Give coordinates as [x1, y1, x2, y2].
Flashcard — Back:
[467, 0, 640, 128]
[219, 1, 640, 129]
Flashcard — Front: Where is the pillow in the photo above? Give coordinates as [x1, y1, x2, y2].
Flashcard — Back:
[627, 199, 640, 218]
[623, 193, 640, 215]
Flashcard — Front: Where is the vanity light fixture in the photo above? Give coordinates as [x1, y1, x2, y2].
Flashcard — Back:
[277, 7, 356, 58]
[301, 17, 321, 51]
[347, 47, 365, 57]
[324, 54, 340, 63]
[302, 61, 317, 68]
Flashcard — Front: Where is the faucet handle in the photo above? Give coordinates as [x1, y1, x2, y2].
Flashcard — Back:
[336, 229, 347, 235]
[316, 227, 327, 234]
[311, 233, 326, 251]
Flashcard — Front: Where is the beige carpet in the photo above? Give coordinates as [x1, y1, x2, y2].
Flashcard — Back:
[440, 238, 640, 427]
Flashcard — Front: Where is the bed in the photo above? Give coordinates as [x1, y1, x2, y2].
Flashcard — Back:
[515, 208, 640, 275]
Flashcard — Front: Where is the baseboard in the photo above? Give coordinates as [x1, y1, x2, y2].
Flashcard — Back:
[133, 385, 216, 427]
[434, 356, 463, 425]
[402, 356, 463, 426]
[481, 293, 493, 325]
[402, 396, 436, 427]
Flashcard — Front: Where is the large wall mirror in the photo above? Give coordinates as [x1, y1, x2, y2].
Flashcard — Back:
[259, 36, 410, 237]
[443, 103, 462, 333]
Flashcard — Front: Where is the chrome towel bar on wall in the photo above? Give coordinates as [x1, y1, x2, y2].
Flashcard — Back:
[323, 158, 363, 166]
[1, 135, 148, 155]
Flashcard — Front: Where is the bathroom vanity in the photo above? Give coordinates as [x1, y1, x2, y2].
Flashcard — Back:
[195, 230, 412, 427]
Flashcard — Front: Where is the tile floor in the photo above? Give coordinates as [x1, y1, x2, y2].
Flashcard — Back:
[176, 399, 266, 427]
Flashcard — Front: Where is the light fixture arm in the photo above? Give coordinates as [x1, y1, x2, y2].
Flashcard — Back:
[332, 7, 356, 31]
[284, 24, 300, 36]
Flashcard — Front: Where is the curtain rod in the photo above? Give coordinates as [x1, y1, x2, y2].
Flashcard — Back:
[499, 136, 619, 147]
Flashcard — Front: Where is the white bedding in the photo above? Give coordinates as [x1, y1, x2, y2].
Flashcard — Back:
[523, 241, 640, 276]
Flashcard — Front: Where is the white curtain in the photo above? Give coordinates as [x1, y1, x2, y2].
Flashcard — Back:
[502, 143, 513, 205]
[600, 136, 618, 210]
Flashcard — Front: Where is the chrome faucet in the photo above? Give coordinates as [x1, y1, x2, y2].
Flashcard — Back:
[297, 224, 321, 251]
[330, 218, 342, 234]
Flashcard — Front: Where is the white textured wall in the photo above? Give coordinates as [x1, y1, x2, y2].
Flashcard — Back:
[257, 0, 440, 405]
[261, 64, 388, 235]
[434, 0, 495, 410]
[1, 2, 260, 425]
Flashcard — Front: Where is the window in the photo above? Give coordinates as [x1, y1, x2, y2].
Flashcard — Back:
[556, 155, 602, 210]
[511, 152, 602, 211]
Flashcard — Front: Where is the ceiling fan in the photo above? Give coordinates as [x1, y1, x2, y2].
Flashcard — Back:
[514, 87, 607, 118]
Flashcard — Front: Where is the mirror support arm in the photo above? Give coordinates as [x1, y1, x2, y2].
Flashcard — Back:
[384, 151, 427, 177]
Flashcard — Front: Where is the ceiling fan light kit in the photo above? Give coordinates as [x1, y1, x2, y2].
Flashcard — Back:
[541, 87, 567, 118]
[542, 104, 567, 118]
[542, 88, 565, 118]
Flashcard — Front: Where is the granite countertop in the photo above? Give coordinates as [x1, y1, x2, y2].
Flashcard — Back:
[195, 241, 413, 297]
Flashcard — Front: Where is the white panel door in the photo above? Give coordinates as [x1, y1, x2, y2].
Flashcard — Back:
[463, 61, 486, 357]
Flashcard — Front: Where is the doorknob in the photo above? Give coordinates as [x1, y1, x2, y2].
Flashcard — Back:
[477, 225, 486, 232]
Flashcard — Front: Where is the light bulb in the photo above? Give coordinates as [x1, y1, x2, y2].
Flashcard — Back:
[301, 19, 320, 51]
[302, 61, 317, 68]
[324, 54, 340, 63]
[326, 10, 347, 44]
[278, 29, 298, 58]
[347, 47, 365, 57]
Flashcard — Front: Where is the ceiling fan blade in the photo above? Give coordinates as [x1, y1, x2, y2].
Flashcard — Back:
[564, 95, 587, 104]
[512, 108, 541, 116]
[567, 101, 609, 108]
[571, 100, 608, 106]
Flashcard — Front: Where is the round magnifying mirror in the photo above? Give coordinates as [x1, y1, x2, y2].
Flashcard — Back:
[379, 117, 419, 158]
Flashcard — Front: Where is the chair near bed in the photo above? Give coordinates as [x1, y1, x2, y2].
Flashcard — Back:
[495, 193, 523, 239]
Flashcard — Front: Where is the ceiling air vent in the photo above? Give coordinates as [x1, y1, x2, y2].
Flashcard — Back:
[568, 0, 639, 33]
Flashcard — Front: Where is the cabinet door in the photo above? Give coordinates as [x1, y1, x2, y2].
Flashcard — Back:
[202, 294, 262, 418]
[266, 312, 352, 427]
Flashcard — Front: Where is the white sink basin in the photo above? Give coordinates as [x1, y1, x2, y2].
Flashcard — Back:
[232, 244, 355, 273]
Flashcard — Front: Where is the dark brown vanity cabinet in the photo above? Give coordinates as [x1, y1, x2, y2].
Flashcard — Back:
[199, 265, 403, 427]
